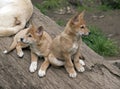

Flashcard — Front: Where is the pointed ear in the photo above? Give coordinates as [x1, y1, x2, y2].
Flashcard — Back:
[70, 13, 80, 25]
[36, 26, 43, 36]
[79, 10, 85, 18]
[70, 10, 85, 26]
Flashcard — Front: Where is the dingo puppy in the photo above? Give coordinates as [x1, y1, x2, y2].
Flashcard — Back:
[0, 0, 33, 36]
[20, 25, 64, 77]
[49, 11, 90, 78]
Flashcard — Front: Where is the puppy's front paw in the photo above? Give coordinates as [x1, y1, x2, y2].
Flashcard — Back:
[38, 69, 46, 77]
[79, 59, 85, 66]
[29, 62, 37, 73]
[69, 72, 77, 78]
[78, 66, 85, 72]
[17, 51, 24, 57]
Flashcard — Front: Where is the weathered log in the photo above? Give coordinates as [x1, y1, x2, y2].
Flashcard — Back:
[0, 7, 120, 89]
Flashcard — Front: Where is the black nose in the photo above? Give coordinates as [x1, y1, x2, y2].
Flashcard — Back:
[20, 38, 23, 42]
[89, 32, 91, 35]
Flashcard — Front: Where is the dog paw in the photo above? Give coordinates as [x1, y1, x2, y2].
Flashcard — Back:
[29, 62, 37, 73]
[17, 51, 24, 57]
[78, 66, 85, 72]
[69, 72, 77, 78]
[38, 69, 46, 77]
[3, 50, 8, 54]
[79, 59, 85, 66]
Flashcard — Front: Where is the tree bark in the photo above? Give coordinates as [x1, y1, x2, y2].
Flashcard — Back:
[0, 7, 120, 89]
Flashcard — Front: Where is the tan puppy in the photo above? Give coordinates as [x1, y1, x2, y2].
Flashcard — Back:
[49, 11, 90, 78]
[0, 0, 33, 36]
[20, 25, 64, 77]
[4, 24, 64, 77]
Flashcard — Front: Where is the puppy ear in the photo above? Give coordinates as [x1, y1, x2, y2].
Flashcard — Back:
[36, 26, 43, 36]
[70, 10, 85, 26]
[79, 10, 85, 19]
[70, 13, 80, 25]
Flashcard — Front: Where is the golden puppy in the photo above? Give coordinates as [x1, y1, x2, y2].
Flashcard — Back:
[49, 11, 89, 78]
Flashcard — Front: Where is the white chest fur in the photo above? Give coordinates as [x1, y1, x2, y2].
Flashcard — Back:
[70, 43, 79, 55]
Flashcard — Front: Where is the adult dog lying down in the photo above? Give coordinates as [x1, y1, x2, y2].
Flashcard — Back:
[0, 0, 33, 36]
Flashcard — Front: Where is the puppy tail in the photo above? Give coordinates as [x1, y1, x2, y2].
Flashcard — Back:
[48, 53, 65, 66]
[3, 39, 17, 54]
[0, 20, 26, 36]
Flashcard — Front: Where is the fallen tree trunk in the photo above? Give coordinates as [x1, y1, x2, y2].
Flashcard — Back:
[0, 7, 120, 89]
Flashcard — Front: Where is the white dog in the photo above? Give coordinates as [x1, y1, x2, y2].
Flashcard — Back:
[0, 0, 33, 36]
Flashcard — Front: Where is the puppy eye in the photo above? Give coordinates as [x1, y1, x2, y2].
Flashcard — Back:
[80, 26, 84, 29]
[28, 34, 32, 37]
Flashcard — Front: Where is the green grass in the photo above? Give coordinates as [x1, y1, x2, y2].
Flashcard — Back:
[35, 3, 48, 14]
[56, 20, 66, 26]
[35, 0, 68, 14]
[77, 5, 111, 12]
[77, 6, 93, 12]
[83, 26, 119, 56]
[97, 5, 112, 11]
[41, 0, 61, 9]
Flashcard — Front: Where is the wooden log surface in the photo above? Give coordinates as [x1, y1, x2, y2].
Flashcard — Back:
[0, 7, 120, 89]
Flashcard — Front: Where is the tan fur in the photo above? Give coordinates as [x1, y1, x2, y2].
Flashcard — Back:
[49, 11, 90, 78]
[21, 25, 53, 77]
[0, 0, 33, 36]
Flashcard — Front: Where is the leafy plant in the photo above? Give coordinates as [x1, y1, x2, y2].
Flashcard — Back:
[56, 20, 66, 26]
[77, 5, 93, 12]
[35, 0, 68, 14]
[101, 0, 120, 9]
[97, 5, 111, 11]
[83, 26, 119, 56]
[35, 3, 47, 14]
[41, 0, 67, 9]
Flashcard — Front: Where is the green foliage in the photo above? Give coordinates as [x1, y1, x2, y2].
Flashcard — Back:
[77, 6, 93, 12]
[35, 3, 47, 14]
[97, 5, 111, 11]
[83, 26, 119, 56]
[56, 20, 66, 26]
[101, 0, 120, 9]
[41, 0, 67, 9]
[35, 0, 68, 14]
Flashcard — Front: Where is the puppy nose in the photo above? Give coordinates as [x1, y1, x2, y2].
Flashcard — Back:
[20, 38, 23, 42]
[89, 32, 91, 35]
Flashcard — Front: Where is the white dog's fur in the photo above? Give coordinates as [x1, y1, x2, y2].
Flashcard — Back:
[0, 0, 33, 36]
